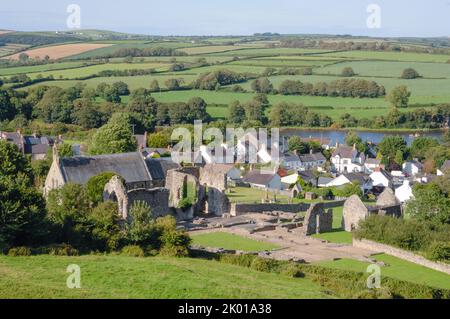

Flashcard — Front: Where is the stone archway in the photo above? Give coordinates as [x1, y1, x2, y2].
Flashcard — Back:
[103, 176, 129, 219]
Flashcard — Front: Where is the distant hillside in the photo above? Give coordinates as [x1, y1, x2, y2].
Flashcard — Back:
[0, 29, 153, 47]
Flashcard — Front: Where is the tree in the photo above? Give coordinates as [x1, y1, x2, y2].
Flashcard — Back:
[149, 80, 160, 92]
[187, 97, 210, 122]
[378, 136, 407, 164]
[127, 88, 156, 130]
[406, 182, 450, 225]
[410, 137, 439, 160]
[126, 201, 155, 247]
[344, 130, 367, 153]
[86, 172, 117, 206]
[228, 100, 246, 124]
[401, 68, 420, 79]
[46, 183, 91, 248]
[164, 78, 182, 90]
[89, 113, 137, 155]
[73, 98, 104, 129]
[341, 67, 355, 77]
[0, 141, 46, 249]
[147, 131, 171, 148]
[89, 201, 123, 251]
[112, 81, 130, 96]
[0, 140, 33, 181]
[0, 89, 17, 122]
[387, 86, 411, 108]
[288, 136, 310, 154]
[58, 143, 74, 158]
[251, 77, 273, 94]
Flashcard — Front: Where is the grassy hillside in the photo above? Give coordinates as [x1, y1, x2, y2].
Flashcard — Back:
[0, 255, 329, 299]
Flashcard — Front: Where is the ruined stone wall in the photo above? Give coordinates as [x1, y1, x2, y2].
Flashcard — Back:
[230, 203, 309, 216]
[205, 188, 230, 216]
[304, 203, 333, 235]
[127, 188, 170, 218]
[342, 195, 369, 232]
[199, 166, 227, 191]
[353, 239, 450, 275]
[165, 169, 199, 208]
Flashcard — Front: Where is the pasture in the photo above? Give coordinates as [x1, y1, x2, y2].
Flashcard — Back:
[0, 255, 328, 299]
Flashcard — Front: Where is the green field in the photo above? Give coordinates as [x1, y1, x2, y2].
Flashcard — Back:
[315, 50, 450, 63]
[0, 255, 329, 298]
[191, 232, 280, 251]
[26, 62, 170, 79]
[318, 254, 450, 290]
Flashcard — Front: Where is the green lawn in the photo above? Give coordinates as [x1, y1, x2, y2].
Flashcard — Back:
[0, 255, 329, 299]
[191, 232, 280, 252]
[226, 186, 294, 204]
[312, 206, 353, 244]
[317, 254, 450, 290]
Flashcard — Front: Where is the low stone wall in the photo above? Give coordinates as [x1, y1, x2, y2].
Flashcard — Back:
[353, 239, 450, 275]
[230, 203, 309, 216]
[229, 200, 345, 216]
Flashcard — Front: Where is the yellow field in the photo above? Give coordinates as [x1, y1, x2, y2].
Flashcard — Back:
[6, 43, 114, 60]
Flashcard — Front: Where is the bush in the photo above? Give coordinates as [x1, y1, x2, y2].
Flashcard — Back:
[8, 246, 32, 256]
[250, 257, 280, 272]
[44, 244, 79, 256]
[219, 254, 257, 268]
[120, 245, 145, 257]
[279, 263, 305, 278]
[86, 172, 118, 205]
[178, 197, 193, 209]
[427, 242, 450, 262]
[158, 244, 189, 257]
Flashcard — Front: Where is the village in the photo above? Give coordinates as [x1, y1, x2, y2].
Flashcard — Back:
[2, 128, 448, 267]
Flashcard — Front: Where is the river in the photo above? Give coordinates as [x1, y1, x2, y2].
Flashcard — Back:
[280, 129, 445, 146]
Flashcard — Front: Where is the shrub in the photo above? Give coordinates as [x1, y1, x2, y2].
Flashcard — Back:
[250, 257, 279, 272]
[159, 244, 189, 257]
[45, 244, 79, 256]
[427, 242, 450, 262]
[219, 254, 257, 268]
[279, 263, 305, 278]
[8, 246, 32, 256]
[86, 172, 117, 206]
[178, 197, 193, 209]
[120, 245, 145, 257]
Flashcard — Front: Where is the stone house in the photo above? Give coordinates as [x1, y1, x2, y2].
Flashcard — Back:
[0, 130, 59, 160]
[44, 146, 176, 196]
[331, 144, 366, 173]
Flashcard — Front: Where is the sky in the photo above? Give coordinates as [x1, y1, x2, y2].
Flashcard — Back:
[1, 0, 449, 37]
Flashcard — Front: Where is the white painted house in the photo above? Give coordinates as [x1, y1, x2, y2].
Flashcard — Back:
[331, 145, 365, 173]
[402, 160, 423, 177]
[395, 180, 414, 203]
[370, 169, 393, 189]
[326, 173, 373, 193]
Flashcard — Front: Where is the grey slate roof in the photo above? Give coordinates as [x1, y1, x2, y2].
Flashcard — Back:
[60, 152, 152, 185]
[441, 160, 450, 171]
[343, 173, 370, 185]
[243, 170, 276, 186]
[299, 152, 326, 162]
[144, 158, 180, 180]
